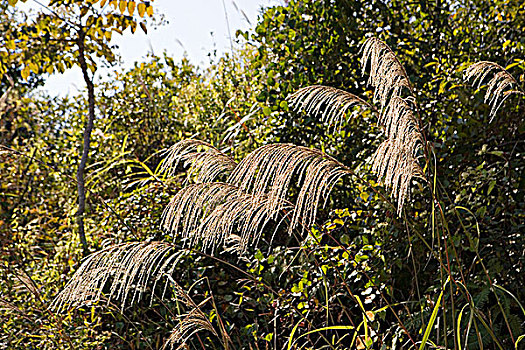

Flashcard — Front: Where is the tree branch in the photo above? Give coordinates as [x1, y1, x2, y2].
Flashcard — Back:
[76, 28, 96, 254]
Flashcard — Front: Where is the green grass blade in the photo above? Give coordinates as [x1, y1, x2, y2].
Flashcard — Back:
[515, 334, 525, 349]
[419, 280, 447, 350]
[457, 304, 468, 350]
[287, 320, 302, 350]
[288, 325, 354, 349]
[494, 284, 525, 317]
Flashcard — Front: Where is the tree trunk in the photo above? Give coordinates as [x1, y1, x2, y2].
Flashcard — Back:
[76, 30, 95, 255]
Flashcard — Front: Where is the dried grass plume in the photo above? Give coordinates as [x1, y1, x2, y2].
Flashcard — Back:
[287, 85, 377, 130]
[160, 139, 236, 183]
[52, 242, 182, 311]
[464, 61, 524, 119]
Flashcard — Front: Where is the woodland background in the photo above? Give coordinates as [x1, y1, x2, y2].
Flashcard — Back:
[0, 0, 524, 349]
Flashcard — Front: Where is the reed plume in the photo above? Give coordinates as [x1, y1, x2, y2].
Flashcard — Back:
[160, 139, 236, 183]
[360, 37, 413, 110]
[162, 182, 240, 237]
[161, 182, 293, 253]
[196, 189, 294, 253]
[163, 277, 223, 350]
[287, 37, 426, 215]
[165, 306, 218, 350]
[227, 143, 351, 231]
[52, 242, 182, 310]
[464, 61, 524, 119]
[371, 138, 424, 215]
[287, 85, 377, 130]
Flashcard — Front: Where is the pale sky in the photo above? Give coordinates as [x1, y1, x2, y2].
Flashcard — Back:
[18, 0, 281, 96]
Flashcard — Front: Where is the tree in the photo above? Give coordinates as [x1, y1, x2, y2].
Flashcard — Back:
[4, 0, 155, 253]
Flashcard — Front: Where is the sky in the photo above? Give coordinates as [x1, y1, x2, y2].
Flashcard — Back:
[17, 0, 281, 96]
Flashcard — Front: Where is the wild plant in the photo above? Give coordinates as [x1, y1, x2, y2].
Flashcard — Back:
[52, 36, 524, 349]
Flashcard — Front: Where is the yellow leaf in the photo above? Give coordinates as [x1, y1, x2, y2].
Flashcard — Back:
[127, 1, 135, 15]
[326, 223, 336, 230]
[100, 0, 108, 7]
[146, 4, 153, 17]
[6, 40, 15, 50]
[21, 66, 30, 80]
[29, 62, 39, 74]
[438, 79, 447, 94]
[137, 2, 146, 17]
[119, 0, 127, 13]
[360, 192, 369, 202]
[140, 21, 147, 34]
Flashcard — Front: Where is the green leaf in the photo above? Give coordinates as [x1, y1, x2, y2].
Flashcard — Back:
[419, 278, 448, 350]
[487, 180, 496, 195]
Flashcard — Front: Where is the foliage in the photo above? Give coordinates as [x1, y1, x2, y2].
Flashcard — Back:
[1, 0, 525, 349]
[1, 0, 155, 80]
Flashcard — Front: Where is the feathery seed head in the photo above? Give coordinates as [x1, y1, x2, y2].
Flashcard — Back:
[161, 181, 294, 253]
[227, 143, 351, 232]
[52, 242, 182, 311]
[161, 139, 236, 183]
[287, 85, 377, 130]
[464, 61, 524, 119]
[360, 37, 413, 110]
